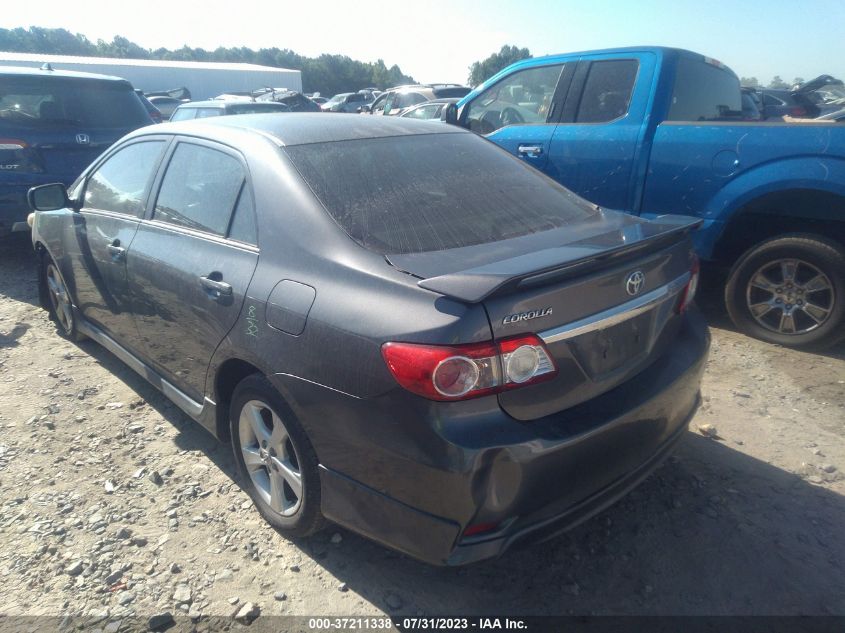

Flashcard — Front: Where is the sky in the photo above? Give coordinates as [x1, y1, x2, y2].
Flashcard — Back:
[3, 0, 845, 86]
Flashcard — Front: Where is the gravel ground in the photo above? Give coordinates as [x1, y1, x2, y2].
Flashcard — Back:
[1, 238, 843, 623]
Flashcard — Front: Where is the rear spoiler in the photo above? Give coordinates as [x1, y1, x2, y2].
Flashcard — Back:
[415, 215, 702, 303]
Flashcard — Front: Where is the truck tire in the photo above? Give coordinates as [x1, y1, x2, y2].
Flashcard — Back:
[725, 235, 845, 349]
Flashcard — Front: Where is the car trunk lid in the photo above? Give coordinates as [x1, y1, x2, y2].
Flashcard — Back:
[387, 212, 700, 419]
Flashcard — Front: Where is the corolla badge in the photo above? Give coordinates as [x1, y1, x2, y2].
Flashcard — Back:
[503, 307, 553, 325]
[625, 271, 646, 296]
[75, 133, 90, 145]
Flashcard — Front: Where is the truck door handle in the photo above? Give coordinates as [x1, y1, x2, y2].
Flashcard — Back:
[200, 274, 233, 297]
[518, 144, 543, 157]
[106, 241, 125, 262]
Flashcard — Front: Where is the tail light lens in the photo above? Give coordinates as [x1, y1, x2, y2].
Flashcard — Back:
[382, 334, 557, 401]
[677, 256, 700, 314]
[0, 138, 42, 174]
[789, 106, 807, 117]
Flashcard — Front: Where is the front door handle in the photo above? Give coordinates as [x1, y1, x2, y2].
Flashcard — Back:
[517, 144, 544, 158]
[200, 274, 233, 297]
[107, 241, 125, 262]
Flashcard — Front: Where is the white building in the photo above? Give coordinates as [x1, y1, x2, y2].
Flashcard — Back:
[0, 52, 301, 100]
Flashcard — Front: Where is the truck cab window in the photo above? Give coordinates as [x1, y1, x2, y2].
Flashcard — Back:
[668, 57, 742, 121]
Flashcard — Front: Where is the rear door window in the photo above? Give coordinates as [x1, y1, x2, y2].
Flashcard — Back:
[153, 142, 245, 236]
[667, 57, 742, 121]
[0, 77, 150, 129]
[575, 60, 638, 123]
[285, 132, 597, 254]
[83, 141, 165, 216]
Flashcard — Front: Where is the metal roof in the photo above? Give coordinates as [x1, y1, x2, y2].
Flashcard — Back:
[0, 64, 130, 82]
[0, 51, 296, 73]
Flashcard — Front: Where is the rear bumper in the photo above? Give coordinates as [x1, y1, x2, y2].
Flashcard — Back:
[277, 310, 710, 565]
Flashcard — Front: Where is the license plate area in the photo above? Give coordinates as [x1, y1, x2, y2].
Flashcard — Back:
[568, 311, 653, 378]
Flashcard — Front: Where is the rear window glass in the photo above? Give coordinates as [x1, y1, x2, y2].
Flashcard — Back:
[285, 133, 598, 255]
[228, 103, 289, 114]
[576, 60, 638, 123]
[0, 77, 151, 129]
[668, 57, 742, 121]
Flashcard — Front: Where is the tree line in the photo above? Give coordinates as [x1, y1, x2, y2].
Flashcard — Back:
[0, 27, 416, 96]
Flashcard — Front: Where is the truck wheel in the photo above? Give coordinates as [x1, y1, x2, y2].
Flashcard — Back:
[230, 375, 325, 537]
[725, 235, 845, 349]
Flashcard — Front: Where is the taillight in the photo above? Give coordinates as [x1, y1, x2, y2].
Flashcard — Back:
[789, 106, 807, 117]
[677, 257, 700, 314]
[381, 334, 557, 401]
[0, 138, 41, 173]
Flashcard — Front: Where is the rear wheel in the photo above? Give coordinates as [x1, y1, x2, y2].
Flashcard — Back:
[229, 375, 324, 537]
[725, 235, 845, 349]
[42, 255, 85, 342]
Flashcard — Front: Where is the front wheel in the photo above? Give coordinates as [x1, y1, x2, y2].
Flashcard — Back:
[230, 375, 325, 537]
[725, 235, 845, 349]
[41, 255, 85, 342]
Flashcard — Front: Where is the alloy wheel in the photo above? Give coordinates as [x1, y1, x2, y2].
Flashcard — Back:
[745, 258, 834, 335]
[46, 263, 74, 334]
[238, 399, 303, 517]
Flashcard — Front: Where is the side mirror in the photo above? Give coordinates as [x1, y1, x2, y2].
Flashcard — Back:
[440, 102, 458, 125]
[28, 183, 71, 212]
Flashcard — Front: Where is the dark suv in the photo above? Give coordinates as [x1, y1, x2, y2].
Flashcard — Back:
[0, 65, 153, 238]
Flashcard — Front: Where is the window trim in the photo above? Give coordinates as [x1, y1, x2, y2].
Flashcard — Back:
[79, 136, 171, 220]
[145, 136, 258, 248]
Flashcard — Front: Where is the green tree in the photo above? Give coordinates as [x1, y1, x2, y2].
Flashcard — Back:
[740, 76, 759, 88]
[768, 75, 789, 89]
[467, 45, 532, 87]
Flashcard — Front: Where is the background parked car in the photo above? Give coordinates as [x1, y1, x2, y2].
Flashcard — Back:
[170, 100, 290, 121]
[321, 91, 374, 113]
[134, 89, 163, 123]
[255, 89, 322, 112]
[399, 97, 460, 121]
[366, 84, 471, 117]
[147, 96, 184, 119]
[759, 75, 845, 119]
[0, 64, 153, 239]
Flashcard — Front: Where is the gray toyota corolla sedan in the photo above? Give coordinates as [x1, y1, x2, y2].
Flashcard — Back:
[28, 114, 709, 565]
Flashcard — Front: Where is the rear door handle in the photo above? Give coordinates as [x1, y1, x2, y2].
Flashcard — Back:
[200, 274, 233, 297]
[106, 242, 125, 262]
[517, 145, 543, 157]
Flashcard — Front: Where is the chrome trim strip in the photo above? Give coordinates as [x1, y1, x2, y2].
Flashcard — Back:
[77, 319, 205, 418]
[539, 272, 690, 344]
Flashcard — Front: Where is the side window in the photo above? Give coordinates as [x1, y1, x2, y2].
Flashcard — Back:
[575, 60, 638, 123]
[466, 64, 564, 134]
[227, 184, 257, 245]
[371, 93, 388, 113]
[83, 141, 165, 216]
[382, 93, 396, 115]
[667, 57, 742, 121]
[195, 108, 221, 119]
[395, 92, 427, 109]
[406, 104, 437, 119]
[170, 108, 196, 121]
[154, 143, 245, 236]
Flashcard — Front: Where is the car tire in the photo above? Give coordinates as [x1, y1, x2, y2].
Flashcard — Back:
[229, 374, 325, 537]
[41, 254, 85, 342]
[725, 234, 845, 349]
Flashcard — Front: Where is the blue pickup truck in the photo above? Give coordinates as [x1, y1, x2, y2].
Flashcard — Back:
[449, 47, 845, 349]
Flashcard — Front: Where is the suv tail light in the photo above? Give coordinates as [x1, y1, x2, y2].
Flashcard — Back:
[382, 335, 557, 401]
[0, 138, 42, 174]
[789, 106, 807, 117]
[677, 256, 700, 314]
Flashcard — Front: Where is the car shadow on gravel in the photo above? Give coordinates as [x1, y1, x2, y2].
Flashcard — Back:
[0, 237, 40, 307]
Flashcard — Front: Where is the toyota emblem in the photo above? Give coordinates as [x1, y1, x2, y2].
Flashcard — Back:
[625, 271, 645, 296]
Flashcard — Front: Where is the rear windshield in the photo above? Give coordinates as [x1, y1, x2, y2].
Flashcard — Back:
[285, 133, 598, 254]
[228, 103, 289, 114]
[0, 77, 151, 129]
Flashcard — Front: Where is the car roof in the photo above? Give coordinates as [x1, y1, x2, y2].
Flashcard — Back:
[175, 100, 287, 109]
[0, 64, 131, 83]
[139, 112, 467, 147]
